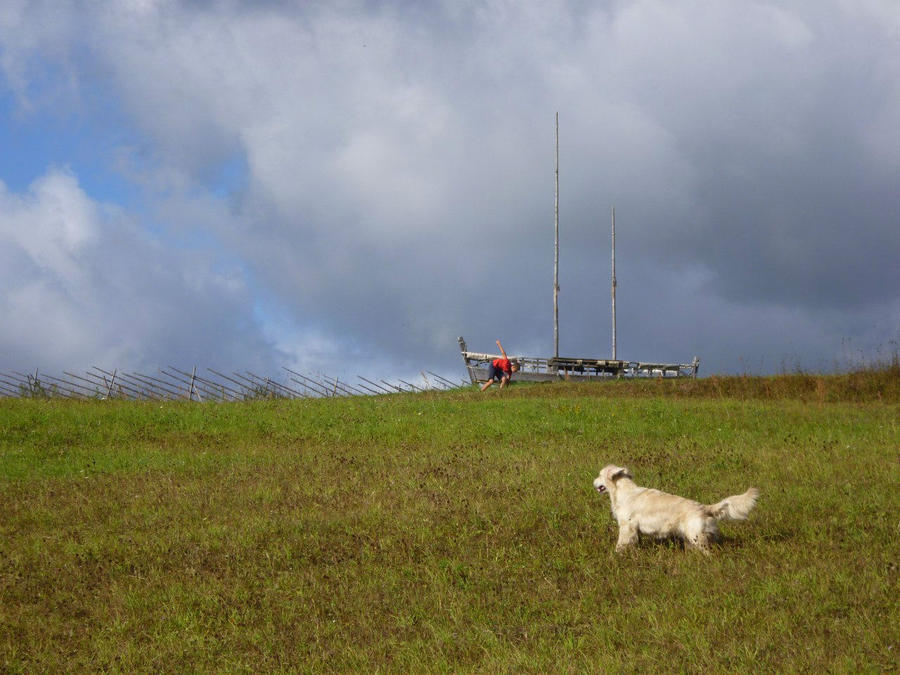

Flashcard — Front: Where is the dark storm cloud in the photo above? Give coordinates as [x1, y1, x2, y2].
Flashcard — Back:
[0, 1, 897, 378]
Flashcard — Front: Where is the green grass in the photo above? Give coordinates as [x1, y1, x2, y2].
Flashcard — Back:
[1, 370, 898, 672]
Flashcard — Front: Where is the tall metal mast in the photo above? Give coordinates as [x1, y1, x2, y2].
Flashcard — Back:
[554, 113, 560, 359]
[611, 205, 617, 360]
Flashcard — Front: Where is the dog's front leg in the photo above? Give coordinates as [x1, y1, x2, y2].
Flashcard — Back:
[615, 521, 639, 552]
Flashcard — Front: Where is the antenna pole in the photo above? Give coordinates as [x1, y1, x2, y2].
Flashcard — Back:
[554, 112, 560, 359]
[611, 205, 617, 360]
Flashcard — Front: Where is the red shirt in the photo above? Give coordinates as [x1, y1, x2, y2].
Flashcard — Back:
[492, 358, 512, 374]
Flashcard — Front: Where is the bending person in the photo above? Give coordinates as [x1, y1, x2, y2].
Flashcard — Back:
[480, 339, 520, 391]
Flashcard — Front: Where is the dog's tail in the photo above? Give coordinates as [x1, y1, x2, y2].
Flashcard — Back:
[705, 488, 759, 521]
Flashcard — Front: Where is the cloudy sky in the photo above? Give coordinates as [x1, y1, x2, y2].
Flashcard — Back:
[1, 0, 898, 384]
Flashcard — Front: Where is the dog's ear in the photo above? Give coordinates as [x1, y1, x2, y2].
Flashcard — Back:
[610, 466, 632, 481]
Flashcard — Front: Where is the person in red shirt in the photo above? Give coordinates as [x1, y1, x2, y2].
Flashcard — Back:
[480, 339, 520, 391]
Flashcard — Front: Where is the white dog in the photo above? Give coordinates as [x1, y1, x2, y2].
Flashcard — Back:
[593, 465, 758, 554]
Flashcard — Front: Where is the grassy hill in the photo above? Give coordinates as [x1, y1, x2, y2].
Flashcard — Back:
[1, 370, 898, 672]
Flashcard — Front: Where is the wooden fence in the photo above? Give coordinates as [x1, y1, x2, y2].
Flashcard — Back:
[0, 366, 467, 401]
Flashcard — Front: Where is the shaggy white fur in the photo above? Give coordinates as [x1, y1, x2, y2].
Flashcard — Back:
[593, 465, 758, 554]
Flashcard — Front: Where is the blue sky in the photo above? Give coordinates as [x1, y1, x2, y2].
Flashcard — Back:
[1, 1, 898, 383]
[1, 95, 120, 200]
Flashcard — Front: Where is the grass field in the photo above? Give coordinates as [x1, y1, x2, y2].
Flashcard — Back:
[1, 369, 898, 672]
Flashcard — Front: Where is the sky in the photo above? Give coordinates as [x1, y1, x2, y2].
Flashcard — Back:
[1, 0, 898, 385]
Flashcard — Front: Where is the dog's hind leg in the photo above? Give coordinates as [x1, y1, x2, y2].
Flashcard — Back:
[683, 520, 712, 555]
[688, 534, 711, 555]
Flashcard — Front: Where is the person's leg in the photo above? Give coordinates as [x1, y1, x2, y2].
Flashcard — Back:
[482, 363, 499, 391]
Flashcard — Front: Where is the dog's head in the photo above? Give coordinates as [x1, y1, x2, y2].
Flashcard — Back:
[593, 464, 632, 496]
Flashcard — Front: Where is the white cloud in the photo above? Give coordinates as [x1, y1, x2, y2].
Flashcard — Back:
[2, 170, 98, 285]
[0, 169, 284, 371]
